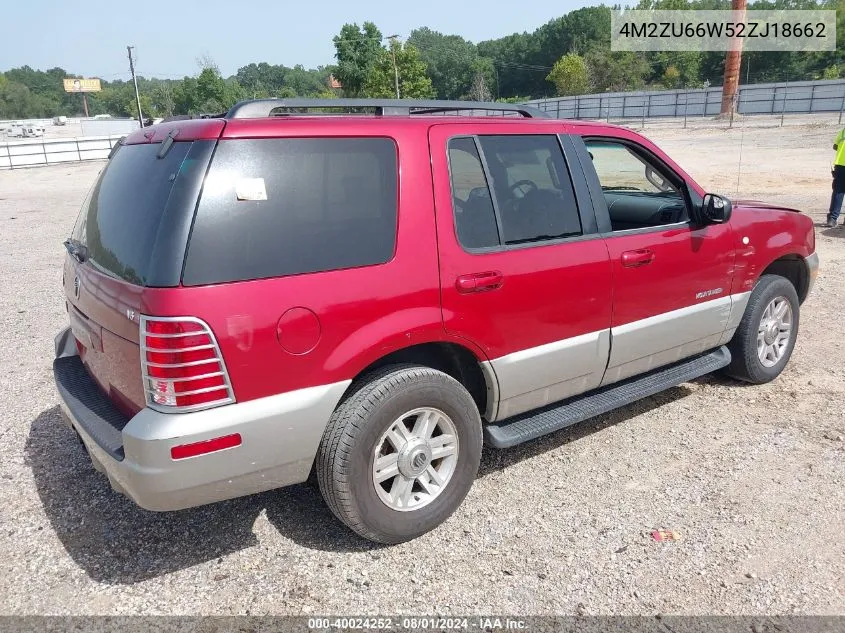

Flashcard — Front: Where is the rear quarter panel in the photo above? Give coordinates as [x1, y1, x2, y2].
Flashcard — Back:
[144, 120, 484, 402]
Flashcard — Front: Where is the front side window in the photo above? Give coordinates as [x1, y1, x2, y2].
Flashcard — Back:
[446, 134, 582, 250]
[584, 139, 688, 231]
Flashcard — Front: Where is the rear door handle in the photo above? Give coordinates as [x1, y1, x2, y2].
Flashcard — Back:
[456, 271, 504, 294]
[621, 249, 655, 268]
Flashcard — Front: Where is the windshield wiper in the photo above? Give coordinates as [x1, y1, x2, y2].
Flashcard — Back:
[63, 238, 89, 263]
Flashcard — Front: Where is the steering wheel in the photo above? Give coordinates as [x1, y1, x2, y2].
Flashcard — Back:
[509, 179, 538, 199]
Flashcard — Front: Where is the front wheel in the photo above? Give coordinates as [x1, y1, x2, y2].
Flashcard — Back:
[724, 274, 800, 384]
[316, 365, 482, 544]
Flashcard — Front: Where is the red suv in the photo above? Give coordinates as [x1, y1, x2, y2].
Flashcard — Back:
[53, 99, 818, 544]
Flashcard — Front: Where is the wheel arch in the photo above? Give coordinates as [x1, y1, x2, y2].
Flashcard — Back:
[341, 341, 496, 421]
[759, 254, 811, 304]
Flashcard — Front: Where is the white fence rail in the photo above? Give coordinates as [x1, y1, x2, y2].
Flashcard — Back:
[529, 78, 845, 121]
[0, 135, 123, 169]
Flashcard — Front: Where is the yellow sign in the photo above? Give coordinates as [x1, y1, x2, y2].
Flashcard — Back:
[63, 78, 102, 93]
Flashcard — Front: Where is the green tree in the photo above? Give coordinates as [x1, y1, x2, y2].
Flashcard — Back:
[152, 82, 175, 117]
[479, 6, 610, 99]
[823, 65, 841, 79]
[408, 27, 480, 99]
[173, 77, 198, 114]
[547, 53, 590, 96]
[652, 52, 701, 87]
[585, 50, 650, 92]
[364, 40, 435, 99]
[0, 75, 35, 118]
[333, 22, 384, 97]
[96, 84, 135, 117]
[535, 7, 611, 62]
[284, 65, 332, 96]
[465, 57, 496, 100]
[467, 71, 492, 101]
[478, 32, 543, 98]
[236, 62, 330, 97]
[196, 67, 226, 111]
[662, 65, 682, 89]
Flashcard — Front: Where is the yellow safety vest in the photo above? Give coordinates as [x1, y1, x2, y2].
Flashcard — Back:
[835, 128, 845, 167]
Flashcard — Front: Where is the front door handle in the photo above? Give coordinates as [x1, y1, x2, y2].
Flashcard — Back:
[621, 249, 655, 268]
[456, 271, 504, 294]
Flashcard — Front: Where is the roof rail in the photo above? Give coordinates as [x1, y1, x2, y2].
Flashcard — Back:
[224, 99, 549, 120]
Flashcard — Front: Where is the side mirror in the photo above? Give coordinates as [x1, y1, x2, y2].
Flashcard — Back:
[701, 193, 732, 224]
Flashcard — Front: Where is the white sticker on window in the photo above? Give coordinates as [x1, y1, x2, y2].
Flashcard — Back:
[236, 178, 267, 201]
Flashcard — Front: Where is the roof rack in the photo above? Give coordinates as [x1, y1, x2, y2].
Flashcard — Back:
[224, 99, 548, 120]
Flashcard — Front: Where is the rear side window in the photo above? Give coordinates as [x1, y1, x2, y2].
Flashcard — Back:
[72, 142, 192, 285]
[183, 138, 398, 286]
[446, 135, 581, 250]
[448, 138, 499, 249]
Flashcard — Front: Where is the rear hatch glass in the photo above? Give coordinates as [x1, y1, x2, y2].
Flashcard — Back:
[73, 142, 190, 285]
[65, 140, 213, 414]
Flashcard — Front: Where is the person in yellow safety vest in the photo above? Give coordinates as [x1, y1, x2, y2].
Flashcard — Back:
[827, 127, 845, 227]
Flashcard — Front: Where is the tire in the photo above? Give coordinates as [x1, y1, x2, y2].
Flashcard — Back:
[316, 364, 482, 544]
[724, 274, 800, 384]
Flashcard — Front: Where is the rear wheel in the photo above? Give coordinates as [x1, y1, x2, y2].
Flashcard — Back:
[316, 365, 482, 544]
[725, 274, 800, 384]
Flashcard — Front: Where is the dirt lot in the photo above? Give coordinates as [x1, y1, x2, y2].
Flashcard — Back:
[0, 117, 843, 616]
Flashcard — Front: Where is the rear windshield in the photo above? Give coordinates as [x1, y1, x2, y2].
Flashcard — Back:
[71, 142, 192, 285]
[182, 137, 398, 286]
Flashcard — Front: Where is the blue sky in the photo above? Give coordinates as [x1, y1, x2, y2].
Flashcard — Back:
[1, 0, 591, 79]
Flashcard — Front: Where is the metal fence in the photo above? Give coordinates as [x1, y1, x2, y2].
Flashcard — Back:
[0, 135, 123, 169]
[79, 119, 140, 137]
[529, 78, 845, 123]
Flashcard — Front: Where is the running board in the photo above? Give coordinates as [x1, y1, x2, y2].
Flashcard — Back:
[484, 346, 731, 449]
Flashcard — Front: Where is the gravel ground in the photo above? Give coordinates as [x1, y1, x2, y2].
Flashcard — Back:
[0, 119, 843, 616]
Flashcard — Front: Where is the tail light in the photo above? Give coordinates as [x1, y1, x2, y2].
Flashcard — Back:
[140, 316, 235, 412]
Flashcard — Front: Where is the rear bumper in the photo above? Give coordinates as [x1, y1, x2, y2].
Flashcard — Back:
[53, 327, 350, 511]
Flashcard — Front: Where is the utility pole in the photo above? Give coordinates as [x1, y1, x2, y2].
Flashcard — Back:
[386, 35, 400, 99]
[720, 0, 747, 115]
[127, 46, 144, 127]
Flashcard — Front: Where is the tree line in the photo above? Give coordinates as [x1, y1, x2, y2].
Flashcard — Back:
[2, 0, 844, 121]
